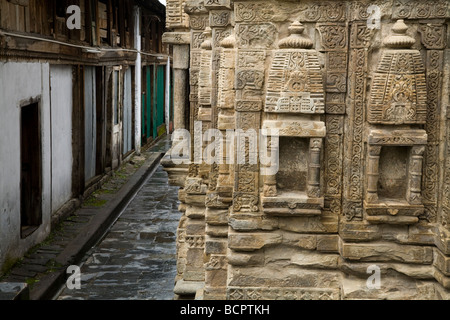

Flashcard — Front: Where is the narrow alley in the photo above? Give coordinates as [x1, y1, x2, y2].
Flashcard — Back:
[57, 139, 180, 300]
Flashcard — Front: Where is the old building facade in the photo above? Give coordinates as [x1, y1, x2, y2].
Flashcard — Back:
[0, 0, 171, 275]
[162, 0, 450, 299]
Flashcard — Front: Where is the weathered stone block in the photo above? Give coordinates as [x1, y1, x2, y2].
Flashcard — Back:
[434, 248, 450, 276]
[229, 215, 278, 231]
[291, 252, 339, 269]
[317, 235, 339, 253]
[185, 206, 206, 219]
[341, 275, 436, 300]
[278, 216, 333, 234]
[340, 241, 433, 264]
[205, 238, 227, 254]
[227, 251, 265, 266]
[186, 222, 205, 236]
[282, 233, 316, 250]
[205, 208, 228, 225]
[205, 268, 228, 287]
[339, 221, 381, 242]
[205, 224, 228, 237]
[228, 232, 282, 251]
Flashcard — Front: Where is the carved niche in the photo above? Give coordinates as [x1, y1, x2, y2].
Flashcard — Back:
[261, 22, 326, 217]
[364, 20, 428, 225]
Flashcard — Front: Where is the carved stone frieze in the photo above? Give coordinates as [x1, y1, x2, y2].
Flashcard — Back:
[392, 0, 448, 19]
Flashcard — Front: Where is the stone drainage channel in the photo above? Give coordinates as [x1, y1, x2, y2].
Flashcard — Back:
[55, 163, 181, 300]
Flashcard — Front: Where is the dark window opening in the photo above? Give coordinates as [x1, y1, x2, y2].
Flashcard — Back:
[20, 101, 42, 238]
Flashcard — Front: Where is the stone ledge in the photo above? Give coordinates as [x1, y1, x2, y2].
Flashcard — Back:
[174, 279, 204, 296]
[340, 241, 434, 264]
[162, 32, 191, 45]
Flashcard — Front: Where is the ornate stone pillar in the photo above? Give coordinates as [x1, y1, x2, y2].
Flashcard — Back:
[407, 146, 425, 205]
[307, 138, 322, 198]
[366, 145, 381, 203]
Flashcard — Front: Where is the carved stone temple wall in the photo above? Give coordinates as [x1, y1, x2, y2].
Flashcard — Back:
[161, 0, 450, 300]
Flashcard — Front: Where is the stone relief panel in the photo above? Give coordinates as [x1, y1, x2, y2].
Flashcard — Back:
[392, 0, 448, 19]
[167, 0, 189, 28]
[235, 23, 277, 49]
[210, 10, 231, 27]
[265, 22, 325, 113]
[265, 50, 325, 113]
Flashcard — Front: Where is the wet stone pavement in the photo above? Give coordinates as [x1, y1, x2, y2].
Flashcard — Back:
[58, 163, 181, 300]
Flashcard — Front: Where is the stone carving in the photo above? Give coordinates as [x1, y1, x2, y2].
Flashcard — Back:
[227, 287, 340, 300]
[186, 235, 205, 248]
[192, 31, 206, 49]
[302, 2, 347, 22]
[198, 28, 213, 106]
[443, 123, 450, 228]
[368, 20, 427, 125]
[236, 23, 277, 49]
[392, 0, 448, 19]
[325, 93, 345, 114]
[265, 22, 324, 114]
[235, 2, 275, 22]
[204, 0, 231, 9]
[190, 15, 209, 30]
[232, 193, 259, 212]
[317, 24, 348, 51]
[349, 22, 376, 49]
[325, 132, 342, 197]
[237, 51, 266, 69]
[418, 24, 447, 50]
[213, 28, 232, 47]
[166, 0, 189, 28]
[235, 100, 262, 112]
[236, 70, 264, 91]
[210, 10, 230, 27]
[346, 49, 366, 202]
[344, 200, 363, 221]
[364, 129, 427, 223]
[421, 49, 443, 224]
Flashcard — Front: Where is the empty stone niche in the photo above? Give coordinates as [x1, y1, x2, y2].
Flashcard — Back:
[260, 119, 325, 216]
[364, 129, 427, 225]
[377, 146, 408, 200]
[276, 137, 309, 192]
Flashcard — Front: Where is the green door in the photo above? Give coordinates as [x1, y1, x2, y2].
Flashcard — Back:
[156, 65, 165, 137]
